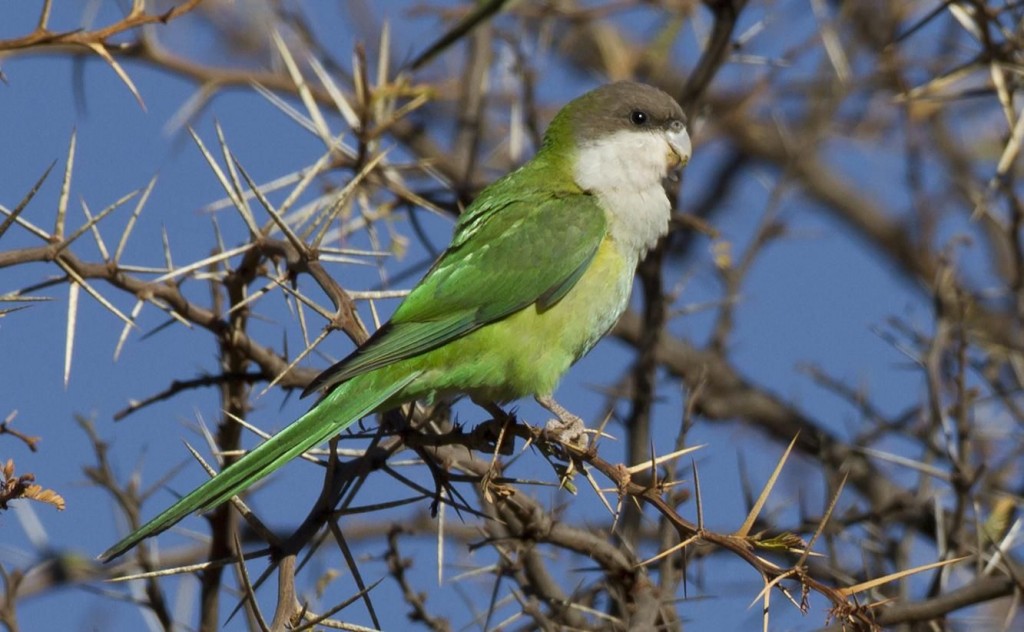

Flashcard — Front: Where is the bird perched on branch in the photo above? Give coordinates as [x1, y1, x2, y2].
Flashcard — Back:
[100, 81, 691, 562]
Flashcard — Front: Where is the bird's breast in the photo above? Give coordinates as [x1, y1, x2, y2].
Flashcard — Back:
[401, 235, 636, 403]
[549, 236, 636, 359]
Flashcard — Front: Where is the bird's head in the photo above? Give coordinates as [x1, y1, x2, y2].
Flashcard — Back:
[543, 81, 691, 194]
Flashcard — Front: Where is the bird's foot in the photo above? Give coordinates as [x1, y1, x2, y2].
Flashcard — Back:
[533, 395, 586, 493]
[470, 399, 517, 455]
[535, 395, 588, 450]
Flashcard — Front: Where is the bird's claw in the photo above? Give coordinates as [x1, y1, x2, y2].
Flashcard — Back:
[544, 415, 588, 449]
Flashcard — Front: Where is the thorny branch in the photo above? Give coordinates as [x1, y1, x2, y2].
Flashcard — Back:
[3, 1, 1024, 631]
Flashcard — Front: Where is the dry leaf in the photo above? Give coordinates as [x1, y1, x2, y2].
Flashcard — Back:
[0, 459, 65, 511]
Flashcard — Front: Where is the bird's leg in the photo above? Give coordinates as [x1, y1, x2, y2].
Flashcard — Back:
[468, 399, 518, 501]
[479, 400, 513, 423]
[533, 395, 587, 493]
[535, 394, 588, 449]
[467, 399, 513, 454]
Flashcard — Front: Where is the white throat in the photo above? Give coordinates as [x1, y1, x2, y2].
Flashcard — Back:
[572, 129, 673, 258]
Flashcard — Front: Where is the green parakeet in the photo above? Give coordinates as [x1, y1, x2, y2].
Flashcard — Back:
[100, 81, 690, 562]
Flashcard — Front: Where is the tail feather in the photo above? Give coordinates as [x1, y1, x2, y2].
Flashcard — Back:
[99, 369, 419, 563]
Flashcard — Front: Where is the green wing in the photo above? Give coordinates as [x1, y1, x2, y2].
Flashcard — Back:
[303, 190, 607, 396]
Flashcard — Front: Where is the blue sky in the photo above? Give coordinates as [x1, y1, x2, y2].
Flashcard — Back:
[0, 2, 978, 630]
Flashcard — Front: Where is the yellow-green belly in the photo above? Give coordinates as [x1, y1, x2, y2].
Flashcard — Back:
[379, 235, 635, 405]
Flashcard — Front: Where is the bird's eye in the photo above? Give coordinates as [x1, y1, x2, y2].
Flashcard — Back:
[629, 110, 648, 126]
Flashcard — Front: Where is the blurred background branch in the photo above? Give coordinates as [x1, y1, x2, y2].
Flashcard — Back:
[1, 1, 1023, 630]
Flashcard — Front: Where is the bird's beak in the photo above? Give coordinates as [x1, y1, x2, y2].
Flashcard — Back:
[665, 126, 692, 168]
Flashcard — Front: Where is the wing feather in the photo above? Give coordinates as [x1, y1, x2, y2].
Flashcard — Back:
[303, 190, 606, 396]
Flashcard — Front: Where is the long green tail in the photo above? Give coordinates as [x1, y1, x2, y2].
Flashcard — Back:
[99, 369, 420, 562]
